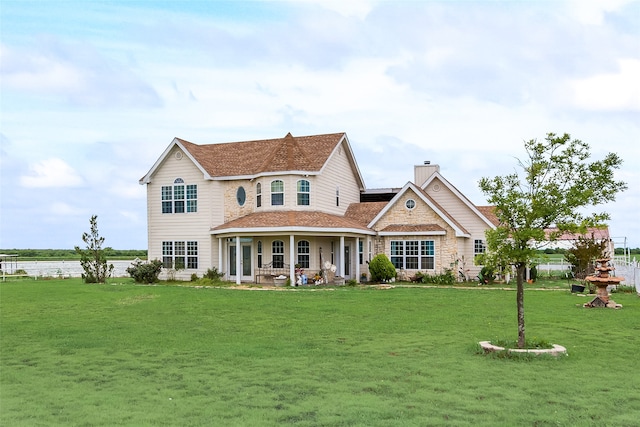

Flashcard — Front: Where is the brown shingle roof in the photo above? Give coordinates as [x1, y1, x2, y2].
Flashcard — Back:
[344, 201, 388, 226]
[211, 211, 372, 233]
[544, 227, 610, 241]
[476, 206, 500, 227]
[178, 132, 345, 178]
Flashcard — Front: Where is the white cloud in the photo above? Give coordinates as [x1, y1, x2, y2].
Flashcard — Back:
[566, 0, 635, 25]
[20, 158, 84, 188]
[569, 58, 640, 111]
[0, 40, 161, 107]
[50, 202, 84, 216]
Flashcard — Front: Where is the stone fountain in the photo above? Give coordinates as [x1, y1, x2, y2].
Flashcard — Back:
[584, 257, 623, 309]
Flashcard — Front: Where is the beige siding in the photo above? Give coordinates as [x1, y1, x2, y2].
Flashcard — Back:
[315, 142, 361, 215]
[423, 177, 491, 278]
[145, 147, 218, 279]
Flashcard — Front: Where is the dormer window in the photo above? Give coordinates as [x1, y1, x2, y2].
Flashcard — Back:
[271, 180, 284, 206]
[297, 179, 310, 206]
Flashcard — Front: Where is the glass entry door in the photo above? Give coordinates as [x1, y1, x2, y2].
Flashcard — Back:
[229, 242, 252, 281]
[344, 245, 351, 278]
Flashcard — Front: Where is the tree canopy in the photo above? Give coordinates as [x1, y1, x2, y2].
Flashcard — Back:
[479, 133, 627, 348]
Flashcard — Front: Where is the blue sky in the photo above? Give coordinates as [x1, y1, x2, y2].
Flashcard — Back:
[1, 0, 639, 250]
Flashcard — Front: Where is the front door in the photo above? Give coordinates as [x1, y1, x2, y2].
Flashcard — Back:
[344, 245, 351, 279]
[229, 242, 253, 281]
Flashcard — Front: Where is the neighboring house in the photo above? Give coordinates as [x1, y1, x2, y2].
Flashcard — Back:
[140, 132, 498, 283]
[539, 227, 614, 254]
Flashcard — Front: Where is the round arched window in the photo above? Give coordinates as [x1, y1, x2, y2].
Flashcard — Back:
[405, 199, 416, 210]
[236, 186, 246, 206]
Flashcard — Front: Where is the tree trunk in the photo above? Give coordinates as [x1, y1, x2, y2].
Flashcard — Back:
[516, 264, 526, 348]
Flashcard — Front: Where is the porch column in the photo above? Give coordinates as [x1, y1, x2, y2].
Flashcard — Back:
[218, 238, 223, 279]
[289, 234, 295, 282]
[339, 235, 345, 278]
[355, 237, 360, 283]
[235, 236, 241, 285]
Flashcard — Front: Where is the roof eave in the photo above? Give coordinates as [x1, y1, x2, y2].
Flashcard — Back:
[211, 226, 376, 236]
[139, 138, 214, 184]
[378, 231, 447, 236]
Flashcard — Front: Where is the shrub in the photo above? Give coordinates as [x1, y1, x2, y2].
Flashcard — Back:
[369, 254, 396, 282]
[478, 266, 495, 284]
[126, 259, 163, 284]
[204, 267, 224, 281]
[191, 273, 199, 282]
[421, 269, 456, 285]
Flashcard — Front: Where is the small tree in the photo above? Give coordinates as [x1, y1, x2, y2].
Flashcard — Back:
[369, 253, 396, 282]
[565, 233, 608, 279]
[74, 215, 114, 283]
[479, 133, 626, 348]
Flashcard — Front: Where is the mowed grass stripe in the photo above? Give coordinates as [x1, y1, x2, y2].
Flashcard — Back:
[1, 279, 639, 426]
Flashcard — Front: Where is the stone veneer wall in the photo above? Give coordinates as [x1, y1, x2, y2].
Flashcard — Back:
[223, 180, 255, 223]
[371, 190, 459, 274]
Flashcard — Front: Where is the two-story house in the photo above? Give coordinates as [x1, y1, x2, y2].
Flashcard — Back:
[140, 132, 498, 283]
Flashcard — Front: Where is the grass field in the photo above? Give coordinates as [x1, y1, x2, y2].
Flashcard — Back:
[2, 279, 639, 426]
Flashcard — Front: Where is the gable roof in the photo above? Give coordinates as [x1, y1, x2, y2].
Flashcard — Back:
[210, 211, 375, 236]
[422, 171, 497, 229]
[367, 182, 471, 237]
[140, 132, 365, 187]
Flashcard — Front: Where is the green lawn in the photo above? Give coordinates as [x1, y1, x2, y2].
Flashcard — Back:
[1, 279, 639, 426]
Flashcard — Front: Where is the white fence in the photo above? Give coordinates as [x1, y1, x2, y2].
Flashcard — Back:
[612, 258, 639, 291]
[2, 260, 136, 279]
[533, 257, 638, 289]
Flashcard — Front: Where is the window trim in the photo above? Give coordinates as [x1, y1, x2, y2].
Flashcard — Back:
[272, 240, 284, 268]
[297, 179, 310, 206]
[271, 180, 284, 206]
[162, 240, 198, 269]
[161, 178, 197, 214]
[390, 240, 435, 270]
[297, 240, 310, 268]
[256, 183, 262, 208]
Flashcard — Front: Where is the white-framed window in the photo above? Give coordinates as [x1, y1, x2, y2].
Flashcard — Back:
[162, 240, 198, 269]
[162, 178, 197, 214]
[297, 240, 310, 268]
[271, 180, 284, 206]
[256, 183, 262, 208]
[474, 239, 486, 255]
[257, 240, 263, 268]
[390, 240, 434, 270]
[405, 199, 416, 210]
[297, 179, 310, 206]
[336, 186, 340, 207]
[272, 240, 284, 268]
[359, 240, 364, 265]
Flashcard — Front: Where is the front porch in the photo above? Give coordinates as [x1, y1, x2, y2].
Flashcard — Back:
[213, 234, 371, 285]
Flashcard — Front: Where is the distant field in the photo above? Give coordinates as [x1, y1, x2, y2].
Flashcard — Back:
[0, 249, 147, 261]
[2, 279, 639, 426]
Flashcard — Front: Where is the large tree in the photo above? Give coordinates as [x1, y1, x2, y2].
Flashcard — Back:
[75, 215, 114, 283]
[479, 133, 626, 348]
